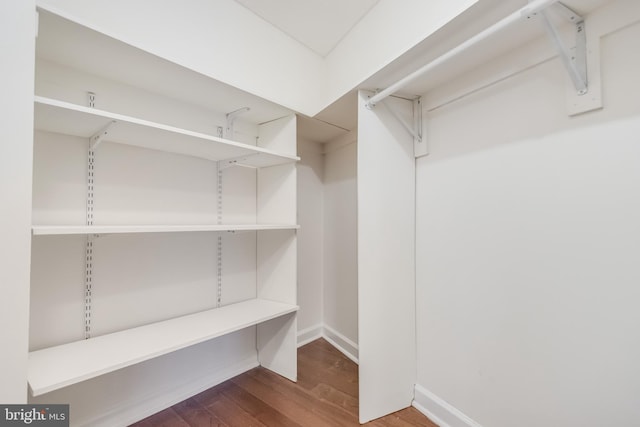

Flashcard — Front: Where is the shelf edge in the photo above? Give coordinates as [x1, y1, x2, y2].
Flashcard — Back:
[28, 299, 299, 396]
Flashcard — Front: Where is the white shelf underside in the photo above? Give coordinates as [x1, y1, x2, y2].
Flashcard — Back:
[28, 299, 299, 396]
[34, 96, 299, 167]
[32, 224, 300, 235]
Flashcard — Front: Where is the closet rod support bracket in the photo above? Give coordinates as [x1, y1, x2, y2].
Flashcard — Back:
[544, 5, 587, 95]
[413, 98, 427, 158]
[527, 2, 588, 95]
[530, 1, 602, 115]
[378, 97, 427, 158]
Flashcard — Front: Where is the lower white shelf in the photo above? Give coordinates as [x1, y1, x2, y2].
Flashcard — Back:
[31, 224, 300, 236]
[28, 298, 299, 396]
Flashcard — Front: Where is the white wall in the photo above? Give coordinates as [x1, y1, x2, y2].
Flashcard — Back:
[324, 0, 478, 109]
[296, 138, 324, 341]
[414, 2, 640, 426]
[296, 132, 360, 359]
[323, 133, 359, 355]
[36, 0, 479, 116]
[36, 0, 326, 115]
[0, 0, 35, 403]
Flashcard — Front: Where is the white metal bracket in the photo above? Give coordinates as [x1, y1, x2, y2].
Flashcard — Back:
[527, 2, 602, 115]
[537, 3, 587, 95]
[413, 98, 427, 158]
[225, 107, 250, 140]
[217, 153, 260, 171]
[90, 120, 116, 151]
[87, 92, 96, 108]
[379, 97, 427, 158]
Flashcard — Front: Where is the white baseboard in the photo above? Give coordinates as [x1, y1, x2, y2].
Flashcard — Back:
[297, 323, 323, 347]
[297, 323, 359, 364]
[322, 324, 358, 364]
[81, 356, 259, 427]
[413, 384, 483, 427]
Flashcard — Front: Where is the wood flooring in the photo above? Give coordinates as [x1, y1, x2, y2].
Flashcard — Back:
[130, 338, 436, 427]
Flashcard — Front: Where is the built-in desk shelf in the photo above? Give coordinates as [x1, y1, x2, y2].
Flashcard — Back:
[32, 224, 300, 236]
[28, 299, 299, 396]
[34, 96, 299, 167]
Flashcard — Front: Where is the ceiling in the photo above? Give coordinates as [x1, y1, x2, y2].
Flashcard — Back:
[234, 0, 380, 57]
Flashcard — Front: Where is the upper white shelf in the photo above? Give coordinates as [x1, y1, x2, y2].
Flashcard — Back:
[32, 224, 300, 236]
[34, 96, 299, 167]
[28, 298, 299, 396]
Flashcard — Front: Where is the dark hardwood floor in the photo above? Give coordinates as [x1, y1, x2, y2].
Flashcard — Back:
[130, 338, 436, 427]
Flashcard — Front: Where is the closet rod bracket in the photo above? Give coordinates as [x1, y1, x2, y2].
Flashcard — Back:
[528, 2, 588, 95]
[377, 96, 427, 158]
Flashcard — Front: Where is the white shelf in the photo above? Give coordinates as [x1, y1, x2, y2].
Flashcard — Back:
[32, 224, 300, 236]
[28, 298, 299, 396]
[34, 96, 299, 167]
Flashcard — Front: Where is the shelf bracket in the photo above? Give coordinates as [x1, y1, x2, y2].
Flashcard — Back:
[225, 107, 250, 140]
[379, 97, 427, 158]
[90, 120, 116, 151]
[87, 91, 96, 108]
[218, 153, 261, 170]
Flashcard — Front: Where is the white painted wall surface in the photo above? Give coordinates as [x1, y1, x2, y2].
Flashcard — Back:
[297, 139, 324, 337]
[415, 3, 640, 426]
[325, 0, 478, 109]
[36, 0, 326, 115]
[0, 0, 35, 403]
[323, 136, 359, 348]
[36, 0, 480, 116]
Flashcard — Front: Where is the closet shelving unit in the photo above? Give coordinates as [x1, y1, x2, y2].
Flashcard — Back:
[29, 10, 299, 398]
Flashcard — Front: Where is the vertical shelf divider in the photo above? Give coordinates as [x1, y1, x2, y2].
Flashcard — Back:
[256, 115, 298, 381]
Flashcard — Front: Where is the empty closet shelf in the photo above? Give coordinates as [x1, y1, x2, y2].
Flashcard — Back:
[31, 224, 300, 235]
[28, 299, 299, 396]
[34, 96, 299, 167]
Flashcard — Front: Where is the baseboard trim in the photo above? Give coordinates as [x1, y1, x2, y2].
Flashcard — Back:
[297, 323, 359, 364]
[413, 384, 483, 427]
[81, 356, 259, 427]
[322, 324, 359, 364]
[297, 324, 323, 347]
